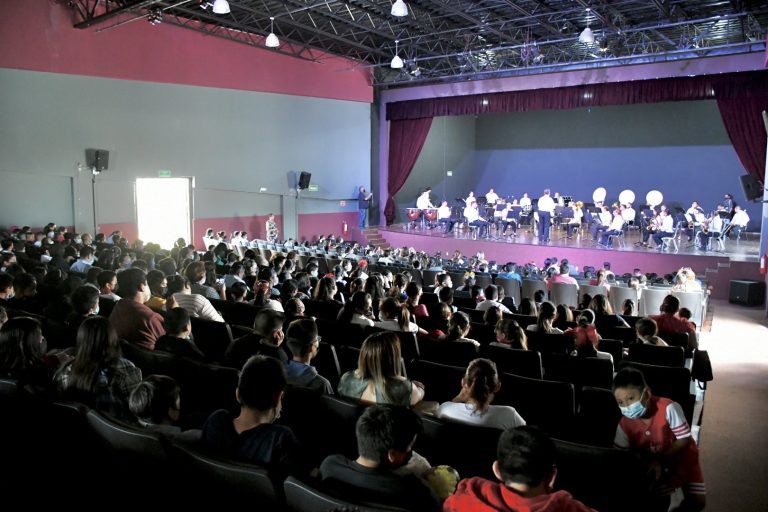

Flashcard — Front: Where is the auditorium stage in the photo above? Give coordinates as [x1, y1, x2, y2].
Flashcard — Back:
[376, 223, 762, 300]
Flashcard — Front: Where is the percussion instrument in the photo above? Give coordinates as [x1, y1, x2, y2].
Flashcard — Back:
[424, 209, 438, 221]
[406, 208, 421, 221]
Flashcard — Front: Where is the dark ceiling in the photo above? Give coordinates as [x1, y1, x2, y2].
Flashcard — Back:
[68, 0, 768, 88]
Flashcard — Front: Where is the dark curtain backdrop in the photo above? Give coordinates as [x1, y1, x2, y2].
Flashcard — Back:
[386, 70, 768, 187]
[385, 118, 433, 225]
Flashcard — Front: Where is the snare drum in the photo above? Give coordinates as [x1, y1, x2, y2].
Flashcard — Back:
[406, 208, 421, 221]
[424, 209, 438, 221]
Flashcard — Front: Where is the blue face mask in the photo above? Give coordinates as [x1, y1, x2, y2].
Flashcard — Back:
[620, 392, 647, 419]
[93, 305, 100, 316]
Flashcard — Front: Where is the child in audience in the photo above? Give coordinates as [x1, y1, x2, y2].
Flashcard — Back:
[319, 404, 442, 511]
[441, 311, 481, 348]
[526, 301, 563, 334]
[492, 318, 528, 350]
[566, 309, 612, 363]
[154, 307, 206, 360]
[128, 374, 200, 442]
[201, 355, 303, 479]
[613, 367, 705, 511]
[284, 318, 333, 395]
[622, 299, 636, 316]
[438, 358, 526, 430]
[634, 318, 668, 346]
[678, 307, 697, 329]
[444, 426, 594, 511]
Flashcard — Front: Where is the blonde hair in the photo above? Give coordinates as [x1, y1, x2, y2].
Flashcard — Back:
[356, 332, 403, 403]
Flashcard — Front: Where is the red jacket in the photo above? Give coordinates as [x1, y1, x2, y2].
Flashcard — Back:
[444, 477, 595, 512]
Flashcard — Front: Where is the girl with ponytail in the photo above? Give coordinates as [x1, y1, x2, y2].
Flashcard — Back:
[437, 358, 526, 430]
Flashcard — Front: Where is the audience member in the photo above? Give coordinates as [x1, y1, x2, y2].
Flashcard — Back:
[128, 374, 200, 442]
[283, 318, 333, 394]
[225, 309, 287, 369]
[109, 268, 165, 350]
[168, 275, 224, 323]
[154, 307, 206, 360]
[634, 318, 668, 346]
[492, 319, 528, 350]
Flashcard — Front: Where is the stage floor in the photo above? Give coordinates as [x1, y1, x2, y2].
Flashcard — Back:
[382, 222, 760, 263]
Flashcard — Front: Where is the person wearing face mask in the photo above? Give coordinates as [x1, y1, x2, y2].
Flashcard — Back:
[69, 246, 96, 274]
[202, 355, 304, 480]
[108, 268, 165, 350]
[0, 274, 14, 305]
[225, 309, 287, 370]
[613, 368, 705, 512]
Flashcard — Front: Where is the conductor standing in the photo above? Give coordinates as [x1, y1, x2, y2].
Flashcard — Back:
[358, 186, 373, 228]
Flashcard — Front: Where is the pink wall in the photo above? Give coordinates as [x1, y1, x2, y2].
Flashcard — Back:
[193, 215, 281, 249]
[297, 211, 364, 245]
[0, 0, 372, 103]
[97, 222, 139, 245]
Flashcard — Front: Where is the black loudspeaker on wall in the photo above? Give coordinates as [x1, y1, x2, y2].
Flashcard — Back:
[729, 280, 765, 307]
[298, 171, 312, 190]
[86, 149, 109, 172]
[739, 174, 762, 202]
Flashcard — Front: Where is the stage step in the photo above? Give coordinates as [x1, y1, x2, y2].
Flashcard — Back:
[360, 227, 390, 249]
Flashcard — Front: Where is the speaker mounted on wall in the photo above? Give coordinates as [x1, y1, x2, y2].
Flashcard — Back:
[86, 149, 109, 174]
[739, 174, 762, 202]
[298, 171, 312, 190]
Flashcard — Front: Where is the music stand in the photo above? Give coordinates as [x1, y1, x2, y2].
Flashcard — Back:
[562, 196, 573, 207]
[558, 207, 575, 240]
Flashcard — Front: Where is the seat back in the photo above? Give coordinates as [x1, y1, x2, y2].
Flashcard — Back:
[168, 441, 282, 503]
[608, 286, 638, 316]
[575, 386, 621, 447]
[189, 317, 233, 363]
[542, 354, 614, 391]
[313, 342, 342, 386]
[474, 274, 493, 290]
[407, 360, 464, 404]
[597, 338, 624, 365]
[284, 476, 409, 512]
[579, 284, 609, 306]
[639, 288, 670, 317]
[421, 270, 440, 288]
[304, 299, 343, 321]
[419, 338, 479, 367]
[672, 290, 705, 327]
[209, 299, 261, 328]
[550, 282, 578, 308]
[479, 345, 543, 379]
[618, 361, 695, 424]
[627, 344, 685, 367]
[458, 307, 485, 324]
[521, 279, 547, 301]
[469, 322, 497, 344]
[495, 372, 575, 439]
[496, 278, 522, 306]
[526, 332, 574, 355]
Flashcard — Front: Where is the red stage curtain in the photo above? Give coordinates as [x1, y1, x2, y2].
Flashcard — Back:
[385, 118, 433, 225]
[715, 78, 768, 185]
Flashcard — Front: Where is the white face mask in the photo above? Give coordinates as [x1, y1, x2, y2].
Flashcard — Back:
[74, 238, 82, 245]
[40, 254, 52, 263]
[47, 231, 54, 238]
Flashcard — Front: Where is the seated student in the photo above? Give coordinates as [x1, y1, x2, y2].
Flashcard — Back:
[144, 270, 168, 312]
[634, 317, 668, 347]
[526, 301, 563, 335]
[319, 404, 442, 512]
[375, 297, 420, 334]
[477, 285, 513, 314]
[337, 291, 375, 327]
[109, 268, 165, 350]
[202, 355, 303, 478]
[492, 318, 528, 350]
[168, 275, 225, 323]
[564, 309, 611, 363]
[225, 309, 287, 369]
[444, 425, 595, 512]
[228, 281, 249, 303]
[283, 318, 333, 395]
[438, 358, 526, 430]
[128, 374, 201, 443]
[613, 368, 705, 511]
[97, 270, 120, 302]
[154, 308, 206, 360]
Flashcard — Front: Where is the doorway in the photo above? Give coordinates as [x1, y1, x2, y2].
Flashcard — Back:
[136, 177, 192, 249]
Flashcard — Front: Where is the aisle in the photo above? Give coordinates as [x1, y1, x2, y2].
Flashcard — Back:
[698, 299, 768, 511]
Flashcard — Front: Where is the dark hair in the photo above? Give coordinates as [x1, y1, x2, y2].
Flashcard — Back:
[157, 257, 177, 277]
[446, 311, 470, 341]
[116, 268, 147, 300]
[184, 261, 206, 284]
[0, 317, 44, 380]
[313, 276, 337, 302]
[146, 270, 166, 296]
[496, 426, 556, 486]
[536, 301, 557, 334]
[613, 367, 648, 392]
[253, 309, 285, 336]
[355, 405, 422, 463]
[237, 355, 287, 411]
[483, 306, 502, 326]
[0, 273, 13, 292]
[67, 316, 122, 396]
[589, 294, 613, 315]
[533, 290, 546, 303]
[635, 317, 658, 338]
[438, 286, 453, 304]
[85, 266, 103, 285]
[167, 275, 190, 296]
[229, 281, 249, 301]
[285, 318, 319, 358]
[576, 308, 595, 328]
[96, 270, 117, 290]
[495, 318, 527, 350]
[70, 285, 100, 316]
[464, 358, 500, 411]
[129, 375, 181, 425]
[164, 308, 191, 336]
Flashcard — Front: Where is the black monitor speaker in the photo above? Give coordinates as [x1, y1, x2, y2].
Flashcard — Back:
[298, 171, 312, 190]
[86, 149, 109, 172]
[739, 174, 762, 202]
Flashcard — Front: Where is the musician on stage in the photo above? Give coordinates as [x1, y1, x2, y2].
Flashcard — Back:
[438, 200, 454, 234]
[622, 203, 636, 224]
[536, 189, 555, 243]
[730, 205, 750, 240]
[590, 205, 612, 241]
[639, 206, 659, 247]
[567, 201, 584, 238]
[501, 201, 518, 236]
[465, 191, 475, 205]
[696, 210, 724, 251]
[684, 201, 706, 242]
[651, 209, 674, 250]
[266, 213, 279, 243]
[416, 187, 435, 210]
[519, 193, 532, 208]
[485, 188, 499, 205]
[463, 199, 488, 237]
[598, 210, 626, 248]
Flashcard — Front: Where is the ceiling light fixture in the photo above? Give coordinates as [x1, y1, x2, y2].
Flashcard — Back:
[266, 17, 280, 48]
[579, 27, 595, 44]
[391, 40, 404, 68]
[391, 0, 408, 18]
[211, 0, 230, 14]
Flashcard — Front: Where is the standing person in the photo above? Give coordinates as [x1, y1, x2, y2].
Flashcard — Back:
[536, 189, 555, 243]
[265, 213, 279, 243]
[357, 186, 373, 229]
[485, 188, 499, 205]
[416, 187, 435, 210]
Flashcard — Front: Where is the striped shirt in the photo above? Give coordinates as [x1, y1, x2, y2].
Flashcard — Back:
[173, 293, 225, 323]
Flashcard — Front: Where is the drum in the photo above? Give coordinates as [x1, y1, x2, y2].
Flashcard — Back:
[424, 208, 438, 221]
[406, 208, 421, 221]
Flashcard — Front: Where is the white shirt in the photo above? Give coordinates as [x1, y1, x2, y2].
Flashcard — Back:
[437, 402, 526, 430]
[519, 196, 531, 207]
[173, 293, 225, 323]
[660, 215, 674, 232]
[622, 208, 636, 222]
[599, 211, 613, 226]
[374, 319, 419, 333]
[438, 205, 452, 219]
[609, 215, 625, 231]
[464, 206, 480, 222]
[416, 192, 433, 210]
[732, 210, 749, 227]
[537, 195, 555, 215]
[476, 299, 512, 314]
[569, 208, 583, 225]
[465, 194, 475, 204]
[486, 191, 499, 204]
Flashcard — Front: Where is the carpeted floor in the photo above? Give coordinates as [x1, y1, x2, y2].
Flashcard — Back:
[698, 299, 768, 511]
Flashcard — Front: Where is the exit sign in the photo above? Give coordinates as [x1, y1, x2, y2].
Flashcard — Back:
[307, 184, 319, 192]
[158, 170, 172, 177]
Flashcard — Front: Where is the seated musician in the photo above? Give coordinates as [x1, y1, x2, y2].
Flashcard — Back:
[567, 201, 583, 237]
[730, 205, 750, 240]
[651, 209, 675, 250]
[502, 202, 519, 236]
[589, 205, 612, 241]
[622, 203, 636, 225]
[463, 200, 488, 237]
[437, 200, 454, 234]
[696, 212, 723, 251]
[599, 211, 626, 248]
[684, 201, 705, 242]
[519, 193, 531, 208]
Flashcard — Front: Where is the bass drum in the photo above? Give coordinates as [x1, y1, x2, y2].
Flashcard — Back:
[424, 208, 438, 221]
[406, 208, 421, 221]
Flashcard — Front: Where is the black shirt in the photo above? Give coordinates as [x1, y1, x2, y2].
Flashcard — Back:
[358, 191, 370, 210]
[154, 334, 206, 361]
[225, 334, 288, 370]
